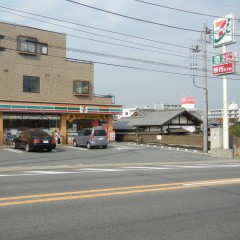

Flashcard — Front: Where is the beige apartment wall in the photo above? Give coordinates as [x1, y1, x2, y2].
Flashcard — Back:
[0, 22, 112, 105]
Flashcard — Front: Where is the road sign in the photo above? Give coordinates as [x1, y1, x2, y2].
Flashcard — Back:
[212, 63, 234, 75]
[212, 52, 233, 65]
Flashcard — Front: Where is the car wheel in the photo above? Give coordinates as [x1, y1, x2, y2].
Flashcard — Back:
[103, 145, 107, 149]
[73, 141, 78, 147]
[47, 148, 52, 152]
[25, 144, 31, 152]
[12, 141, 17, 149]
[86, 142, 91, 149]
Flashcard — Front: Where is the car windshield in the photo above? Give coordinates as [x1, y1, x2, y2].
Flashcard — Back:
[94, 130, 106, 136]
[31, 131, 50, 138]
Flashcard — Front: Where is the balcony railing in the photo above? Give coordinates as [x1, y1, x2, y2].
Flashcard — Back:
[94, 94, 115, 104]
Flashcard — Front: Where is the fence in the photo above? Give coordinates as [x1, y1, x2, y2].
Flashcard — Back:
[116, 132, 203, 149]
[233, 137, 240, 156]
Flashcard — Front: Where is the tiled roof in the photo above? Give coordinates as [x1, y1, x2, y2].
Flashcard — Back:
[133, 109, 186, 126]
[113, 109, 202, 129]
[113, 117, 141, 130]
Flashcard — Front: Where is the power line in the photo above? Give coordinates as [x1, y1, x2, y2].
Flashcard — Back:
[0, 5, 216, 58]
[2, 40, 239, 81]
[134, 0, 240, 20]
[0, 47, 192, 77]
[66, 0, 202, 33]
[0, 12, 192, 60]
[0, 5, 194, 50]
[3, 46, 232, 80]
[2, 35, 203, 71]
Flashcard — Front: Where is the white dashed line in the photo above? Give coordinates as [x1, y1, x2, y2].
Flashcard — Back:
[183, 179, 240, 186]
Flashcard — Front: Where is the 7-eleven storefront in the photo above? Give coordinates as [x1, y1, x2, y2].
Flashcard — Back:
[0, 101, 122, 146]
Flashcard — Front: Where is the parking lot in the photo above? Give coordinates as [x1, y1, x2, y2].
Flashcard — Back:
[1, 142, 234, 171]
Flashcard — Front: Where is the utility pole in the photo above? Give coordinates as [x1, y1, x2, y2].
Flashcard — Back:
[202, 23, 209, 153]
[190, 24, 210, 153]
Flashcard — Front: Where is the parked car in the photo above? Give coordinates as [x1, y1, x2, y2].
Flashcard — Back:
[73, 127, 108, 149]
[12, 129, 56, 152]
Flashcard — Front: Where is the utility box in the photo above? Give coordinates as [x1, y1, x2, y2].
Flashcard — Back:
[210, 127, 223, 149]
[210, 127, 233, 158]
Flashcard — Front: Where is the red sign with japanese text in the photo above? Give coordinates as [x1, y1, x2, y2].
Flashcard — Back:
[222, 52, 233, 63]
[212, 63, 234, 76]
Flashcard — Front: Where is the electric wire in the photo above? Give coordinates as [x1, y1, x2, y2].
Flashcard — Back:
[134, 0, 240, 21]
[0, 5, 220, 57]
[0, 6, 238, 79]
[0, 14, 193, 60]
[1, 45, 239, 81]
[0, 8, 197, 58]
[66, 0, 202, 33]
[0, 5, 193, 50]
[2, 35, 212, 72]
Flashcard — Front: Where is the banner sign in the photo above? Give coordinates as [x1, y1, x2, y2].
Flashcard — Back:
[212, 63, 234, 75]
[65, 114, 107, 122]
[213, 14, 235, 48]
[109, 131, 115, 141]
[212, 52, 233, 65]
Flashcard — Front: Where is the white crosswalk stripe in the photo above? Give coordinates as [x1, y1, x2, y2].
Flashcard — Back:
[1, 164, 240, 177]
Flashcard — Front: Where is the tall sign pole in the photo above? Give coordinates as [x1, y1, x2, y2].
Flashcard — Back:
[213, 14, 236, 150]
[222, 45, 229, 149]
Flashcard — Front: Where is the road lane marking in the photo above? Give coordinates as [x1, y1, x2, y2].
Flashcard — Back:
[122, 166, 173, 170]
[1, 164, 240, 177]
[115, 147, 139, 150]
[183, 179, 240, 186]
[1, 178, 240, 207]
[26, 171, 75, 175]
[78, 168, 124, 172]
[3, 148, 23, 153]
[64, 146, 88, 150]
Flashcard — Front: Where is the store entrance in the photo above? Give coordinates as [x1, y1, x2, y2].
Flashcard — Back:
[66, 117, 107, 144]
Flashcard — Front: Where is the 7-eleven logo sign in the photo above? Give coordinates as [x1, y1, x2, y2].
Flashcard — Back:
[80, 105, 88, 113]
[213, 14, 235, 48]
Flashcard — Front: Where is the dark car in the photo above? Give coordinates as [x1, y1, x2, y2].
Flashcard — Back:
[12, 129, 56, 152]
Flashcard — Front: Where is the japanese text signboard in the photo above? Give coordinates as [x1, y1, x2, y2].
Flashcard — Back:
[212, 52, 233, 65]
[212, 63, 234, 76]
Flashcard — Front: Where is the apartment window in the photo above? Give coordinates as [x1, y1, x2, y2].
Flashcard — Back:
[17, 36, 37, 54]
[23, 76, 40, 93]
[41, 44, 48, 55]
[73, 81, 89, 95]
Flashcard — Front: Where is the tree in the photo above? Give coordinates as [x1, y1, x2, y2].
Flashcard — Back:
[230, 123, 240, 137]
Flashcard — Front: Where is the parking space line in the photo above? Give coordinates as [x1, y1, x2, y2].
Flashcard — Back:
[3, 148, 23, 153]
[64, 146, 88, 150]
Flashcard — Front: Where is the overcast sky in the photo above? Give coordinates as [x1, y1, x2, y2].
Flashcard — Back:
[0, 0, 240, 109]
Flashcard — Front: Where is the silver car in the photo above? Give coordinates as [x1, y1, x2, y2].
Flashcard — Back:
[73, 127, 108, 149]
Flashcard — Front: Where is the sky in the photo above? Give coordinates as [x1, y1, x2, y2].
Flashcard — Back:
[0, 0, 240, 110]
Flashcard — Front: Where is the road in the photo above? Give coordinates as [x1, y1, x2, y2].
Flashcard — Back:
[1, 143, 240, 240]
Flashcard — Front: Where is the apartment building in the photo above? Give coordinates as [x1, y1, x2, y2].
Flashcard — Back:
[0, 22, 122, 145]
[208, 102, 240, 125]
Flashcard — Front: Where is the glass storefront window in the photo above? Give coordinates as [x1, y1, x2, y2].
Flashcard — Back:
[67, 119, 107, 133]
[3, 113, 60, 131]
